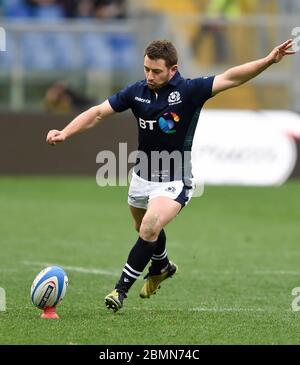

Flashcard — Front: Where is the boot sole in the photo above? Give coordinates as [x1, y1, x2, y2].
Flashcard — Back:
[105, 297, 122, 312]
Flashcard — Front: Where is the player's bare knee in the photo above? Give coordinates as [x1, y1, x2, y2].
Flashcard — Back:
[139, 224, 156, 241]
[139, 228, 158, 242]
[139, 215, 160, 242]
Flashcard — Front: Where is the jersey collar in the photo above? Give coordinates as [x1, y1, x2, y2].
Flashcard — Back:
[168, 71, 182, 86]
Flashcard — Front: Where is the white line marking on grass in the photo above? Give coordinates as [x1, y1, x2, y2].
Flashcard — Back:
[0, 268, 20, 272]
[189, 307, 267, 313]
[21, 261, 120, 277]
[129, 307, 268, 313]
[253, 269, 300, 276]
[21, 261, 300, 282]
[192, 269, 300, 276]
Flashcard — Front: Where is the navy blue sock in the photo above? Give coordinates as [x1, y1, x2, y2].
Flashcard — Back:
[116, 236, 157, 292]
[150, 229, 169, 273]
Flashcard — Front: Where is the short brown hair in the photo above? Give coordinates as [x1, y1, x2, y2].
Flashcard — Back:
[144, 40, 178, 68]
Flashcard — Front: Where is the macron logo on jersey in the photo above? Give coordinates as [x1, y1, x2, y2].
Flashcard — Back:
[135, 96, 151, 104]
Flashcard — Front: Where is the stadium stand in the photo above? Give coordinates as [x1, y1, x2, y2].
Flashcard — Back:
[0, 0, 298, 112]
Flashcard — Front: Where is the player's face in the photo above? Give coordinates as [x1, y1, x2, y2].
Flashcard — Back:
[144, 55, 177, 90]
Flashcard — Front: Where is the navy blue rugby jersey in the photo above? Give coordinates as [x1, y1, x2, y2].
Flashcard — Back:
[108, 71, 215, 183]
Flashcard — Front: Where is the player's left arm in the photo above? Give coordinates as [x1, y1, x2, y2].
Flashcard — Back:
[212, 39, 295, 96]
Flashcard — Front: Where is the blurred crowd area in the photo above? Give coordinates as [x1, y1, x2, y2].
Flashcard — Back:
[0, 0, 299, 113]
[138, 0, 300, 15]
[0, 0, 127, 20]
[1, 0, 300, 20]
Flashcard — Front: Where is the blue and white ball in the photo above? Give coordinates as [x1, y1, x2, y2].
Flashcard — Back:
[31, 266, 68, 309]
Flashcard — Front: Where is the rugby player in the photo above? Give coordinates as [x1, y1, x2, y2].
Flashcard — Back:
[47, 39, 295, 312]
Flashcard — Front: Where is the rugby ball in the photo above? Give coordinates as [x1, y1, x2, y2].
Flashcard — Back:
[31, 266, 68, 309]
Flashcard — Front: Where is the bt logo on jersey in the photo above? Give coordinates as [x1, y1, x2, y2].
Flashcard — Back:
[139, 118, 157, 130]
[138, 113, 181, 134]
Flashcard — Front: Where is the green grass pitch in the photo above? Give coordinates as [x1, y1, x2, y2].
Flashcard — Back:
[0, 176, 300, 344]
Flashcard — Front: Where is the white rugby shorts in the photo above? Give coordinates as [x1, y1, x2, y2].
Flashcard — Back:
[128, 172, 194, 210]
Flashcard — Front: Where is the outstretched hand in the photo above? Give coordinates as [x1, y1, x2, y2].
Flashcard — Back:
[267, 39, 296, 64]
[46, 129, 66, 146]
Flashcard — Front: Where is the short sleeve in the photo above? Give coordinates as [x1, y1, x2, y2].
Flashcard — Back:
[108, 83, 136, 112]
[187, 76, 215, 106]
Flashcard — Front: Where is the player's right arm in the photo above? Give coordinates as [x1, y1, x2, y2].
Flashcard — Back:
[46, 99, 115, 146]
